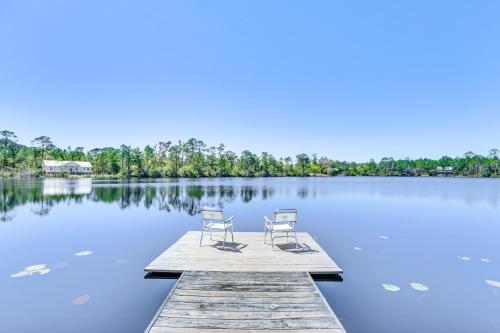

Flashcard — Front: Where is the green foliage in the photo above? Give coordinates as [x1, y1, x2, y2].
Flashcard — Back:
[0, 129, 499, 178]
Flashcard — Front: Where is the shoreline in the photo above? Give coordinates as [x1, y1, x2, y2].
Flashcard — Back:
[1, 173, 499, 180]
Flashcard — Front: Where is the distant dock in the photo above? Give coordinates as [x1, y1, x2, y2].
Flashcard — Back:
[145, 231, 345, 332]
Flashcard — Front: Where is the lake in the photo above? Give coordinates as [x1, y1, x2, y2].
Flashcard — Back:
[1, 177, 499, 333]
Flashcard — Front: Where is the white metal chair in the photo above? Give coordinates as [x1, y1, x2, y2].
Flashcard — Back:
[200, 207, 234, 248]
[264, 208, 298, 250]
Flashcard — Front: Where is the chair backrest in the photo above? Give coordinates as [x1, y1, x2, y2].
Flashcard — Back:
[273, 208, 297, 223]
[201, 207, 224, 221]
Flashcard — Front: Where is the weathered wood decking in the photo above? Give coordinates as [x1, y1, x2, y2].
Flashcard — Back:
[146, 231, 342, 274]
[147, 271, 345, 332]
[145, 231, 345, 332]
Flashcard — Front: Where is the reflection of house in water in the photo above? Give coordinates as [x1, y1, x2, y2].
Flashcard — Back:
[43, 179, 93, 196]
[436, 166, 454, 176]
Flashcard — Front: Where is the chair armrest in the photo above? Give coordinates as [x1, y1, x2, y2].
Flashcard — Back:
[264, 216, 273, 224]
[224, 216, 234, 224]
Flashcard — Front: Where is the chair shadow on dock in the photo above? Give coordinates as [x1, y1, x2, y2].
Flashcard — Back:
[274, 242, 320, 254]
[210, 241, 248, 252]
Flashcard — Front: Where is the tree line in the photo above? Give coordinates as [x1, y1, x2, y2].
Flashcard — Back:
[0, 130, 499, 178]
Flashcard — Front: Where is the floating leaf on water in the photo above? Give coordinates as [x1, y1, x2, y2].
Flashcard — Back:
[115, 258, 128, 264]
[72, 294, 90, 305]
[379, 235, 389, 240]
[480, 258, 491, 263]
[485, 280, 500, 288]
[11, 270, 31, 278]
[353, 247, 362, 251]
[25, 264, 47, 272]
[410, 282, 429, 291]
[382, 283, 400, 292]
[458, 256, 471, 261]
[11, 263, 50, 278]
[74, 250, 93, 257]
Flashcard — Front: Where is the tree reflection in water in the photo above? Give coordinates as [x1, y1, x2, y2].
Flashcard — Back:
[0, 178, 275, 220]
[2, 177, 497, 221]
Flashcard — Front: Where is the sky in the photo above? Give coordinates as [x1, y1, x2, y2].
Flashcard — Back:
[1, 0, 499, 161]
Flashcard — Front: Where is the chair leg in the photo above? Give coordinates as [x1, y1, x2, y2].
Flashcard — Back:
[271, 230, 275, 250]
[200, 229, 204, 247]
[264, 227, 267, 244]
[231, 225, 234, 242]
[294, 230, 298, 248]
[223, 229, 227, 248]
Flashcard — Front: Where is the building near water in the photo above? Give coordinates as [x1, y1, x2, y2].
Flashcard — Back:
[42, 160, 92, 174]
[436, 166, 454, 176]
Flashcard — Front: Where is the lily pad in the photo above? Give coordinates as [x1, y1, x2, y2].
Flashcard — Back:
[353, 247, 362, 251]
[25, 264, 47, 272]
[480, 258, 491, 263]
[382, 283, 400, 292]
[458, 256, 471, 261]
[379, 235, 389, 240]
[11, 270, 31, 278]
[485, 280, 500, 288]
[72, 294, 90, 305]
[74, 250, 93, 257]
[410, 282, 429, 291]
[11, 263, 51, 278]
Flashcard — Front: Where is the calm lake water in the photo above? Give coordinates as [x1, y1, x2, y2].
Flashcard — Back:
[1, 177, 499, 333]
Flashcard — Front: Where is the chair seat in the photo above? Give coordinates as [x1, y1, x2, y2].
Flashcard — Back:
[204, 222, 229, 230]
[266, 223, 294, 231]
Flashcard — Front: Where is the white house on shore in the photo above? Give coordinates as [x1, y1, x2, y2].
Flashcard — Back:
[436, 166, 454, 176]
[42, 160, 92, 174]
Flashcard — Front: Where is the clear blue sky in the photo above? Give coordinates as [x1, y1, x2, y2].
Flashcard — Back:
[1, 0, 499, 161]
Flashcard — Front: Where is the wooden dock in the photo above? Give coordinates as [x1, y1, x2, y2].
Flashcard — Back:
[145, 231, 345, 332]
[146, 231, 342, 274]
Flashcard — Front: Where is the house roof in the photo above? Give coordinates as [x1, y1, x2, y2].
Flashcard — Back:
[43, 160, 92, 168]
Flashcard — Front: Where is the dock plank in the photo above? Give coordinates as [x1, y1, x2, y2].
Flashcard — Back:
[147, 271, 345, 333]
